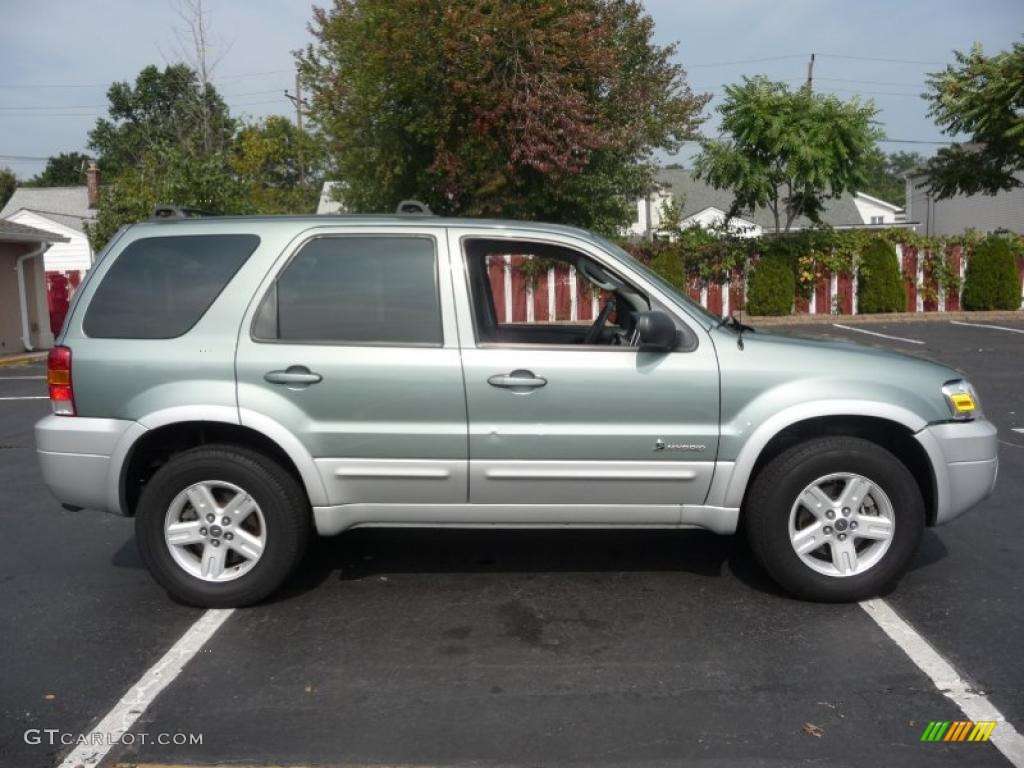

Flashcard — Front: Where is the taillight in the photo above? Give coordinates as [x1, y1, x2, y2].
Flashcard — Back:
[47, 345, 75, 416]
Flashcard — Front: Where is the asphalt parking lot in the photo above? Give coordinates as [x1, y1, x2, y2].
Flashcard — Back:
[1, 318, 1021, 768]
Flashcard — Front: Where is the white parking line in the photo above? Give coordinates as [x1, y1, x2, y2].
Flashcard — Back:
[0, 396, 48, 400]
[832, 324, 925, 345]
[950, 321, 1024, 335]
[0, 376, 45, 380]
[861, 599, 1024, 766]
[1013, 429, 1024, 434]
[57, 609, 234, 768]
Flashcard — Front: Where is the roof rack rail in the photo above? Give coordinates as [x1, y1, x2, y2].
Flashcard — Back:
[395, 199, 433, 215]
[150, 205, 219, 220]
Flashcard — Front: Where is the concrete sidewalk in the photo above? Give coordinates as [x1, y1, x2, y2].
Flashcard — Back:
[740, 309, 1023, 327]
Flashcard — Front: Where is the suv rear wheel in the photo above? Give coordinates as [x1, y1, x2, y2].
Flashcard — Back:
[135, 445, 311, 607]
[745, 436, 924, 602]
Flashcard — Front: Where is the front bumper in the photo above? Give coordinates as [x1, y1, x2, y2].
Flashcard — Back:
[35, 415, 137, 514]
[915, 419, 998, 526]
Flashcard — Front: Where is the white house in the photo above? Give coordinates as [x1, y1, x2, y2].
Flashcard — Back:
[632, 169, 906, 240]
[0, 163, 100, 277]
[316, 181, 346, 214]
[852, 192, 903, 226]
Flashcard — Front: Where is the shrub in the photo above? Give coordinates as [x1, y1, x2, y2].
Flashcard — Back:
[857, 239, 905, 313]
[649, 248, 687, 294]
[746, 255, 795, 315]
[962, 237, 1021, 311]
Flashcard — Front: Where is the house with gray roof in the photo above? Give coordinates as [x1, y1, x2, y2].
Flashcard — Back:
[0, 220, 69, 354]
[905, 170, 1024, 237]
[0, 163, 100, 275]
[629, 168, 906, 240]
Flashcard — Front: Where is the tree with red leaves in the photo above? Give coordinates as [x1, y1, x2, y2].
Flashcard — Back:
[298, 0, 708, 232]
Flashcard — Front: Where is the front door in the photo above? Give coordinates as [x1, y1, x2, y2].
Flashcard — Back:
[449, 231, 720, 524]
[235, 228, 467, 508]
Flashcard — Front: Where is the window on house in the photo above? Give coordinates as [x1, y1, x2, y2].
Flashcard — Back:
[870, 215, 885, 225]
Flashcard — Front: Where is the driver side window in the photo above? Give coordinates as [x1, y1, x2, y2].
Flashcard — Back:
[463, 238, 647, 347]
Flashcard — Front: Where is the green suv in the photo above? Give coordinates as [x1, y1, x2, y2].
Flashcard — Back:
[35, 211, 998, 606]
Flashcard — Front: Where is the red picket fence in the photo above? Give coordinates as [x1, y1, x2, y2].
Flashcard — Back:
[487, 245, 1019, 319]
[487, 255, 608, 323]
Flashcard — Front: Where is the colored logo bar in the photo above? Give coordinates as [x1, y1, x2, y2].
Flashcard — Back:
[921, 720, 997, 742]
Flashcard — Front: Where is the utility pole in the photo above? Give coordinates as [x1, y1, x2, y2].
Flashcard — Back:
[284, 70, 308, 186]
[806, 52, 815, 91]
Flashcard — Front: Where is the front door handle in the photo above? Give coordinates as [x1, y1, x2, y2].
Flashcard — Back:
[264, 366, 323, 386]
[487, 370, 547, 390]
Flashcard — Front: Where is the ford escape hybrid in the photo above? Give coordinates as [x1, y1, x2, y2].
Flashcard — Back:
[35, 210, 999, 606]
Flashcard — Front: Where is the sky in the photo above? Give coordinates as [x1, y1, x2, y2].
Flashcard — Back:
[1, 0, 1022, 180]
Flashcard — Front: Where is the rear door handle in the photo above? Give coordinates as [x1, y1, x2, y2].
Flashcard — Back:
[264, 366, 322, 386]
[487, 370, 547, 390]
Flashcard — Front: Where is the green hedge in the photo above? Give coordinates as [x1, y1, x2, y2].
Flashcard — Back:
[963, 237, 1021, 311]
[649, 249, 687, 294]
[746, 255, 795, 315]
[857, 239, 905, 313]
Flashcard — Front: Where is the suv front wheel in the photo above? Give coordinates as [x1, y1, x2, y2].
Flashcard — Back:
[135, 445, 311, 607]
[745, 436, 924, 602]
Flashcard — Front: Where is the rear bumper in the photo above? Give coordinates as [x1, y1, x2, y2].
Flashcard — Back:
[915, 419, 999, 526]
[35, 415, 137, 514]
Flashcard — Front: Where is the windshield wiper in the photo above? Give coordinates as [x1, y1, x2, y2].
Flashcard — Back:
[715, 313, 755, 350]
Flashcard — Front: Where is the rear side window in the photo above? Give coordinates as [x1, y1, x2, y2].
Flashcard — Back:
[253, 235, 442, 346]
[83, 234, 259, 339]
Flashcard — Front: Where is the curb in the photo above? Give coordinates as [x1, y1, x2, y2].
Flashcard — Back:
[738, 310, 1024, 327]
[0, 352, 47, 368]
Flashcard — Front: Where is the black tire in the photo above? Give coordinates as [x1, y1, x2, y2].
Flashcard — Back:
[744, 436, 924, 602]
[135, 444, 311, 607]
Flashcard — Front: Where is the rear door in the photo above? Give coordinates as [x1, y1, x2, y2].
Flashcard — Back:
[235, 227, 467, 508]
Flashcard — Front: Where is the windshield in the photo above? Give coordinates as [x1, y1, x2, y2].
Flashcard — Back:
[593, 235, 721, 327]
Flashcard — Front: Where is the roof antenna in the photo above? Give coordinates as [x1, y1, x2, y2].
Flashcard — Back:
[395, 199, 433, 215]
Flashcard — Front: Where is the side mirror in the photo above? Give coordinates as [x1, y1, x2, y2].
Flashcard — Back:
[634, 311, 677, 352]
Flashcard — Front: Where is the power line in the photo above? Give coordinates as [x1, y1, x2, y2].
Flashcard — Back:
[816, 76, 925, 88]
[879, 138, 953, 145]
[684, 54, 807, 69]
[213, 68, 293, 81]
[817, 53, 946, 66]
[0, 88, 292, 112]
[819, 86, 927, 98]
[0, 96, 289, 118]
[0, 68, 293, 89]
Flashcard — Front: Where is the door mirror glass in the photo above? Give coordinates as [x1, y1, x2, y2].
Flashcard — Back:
[634, 311, 677, 352]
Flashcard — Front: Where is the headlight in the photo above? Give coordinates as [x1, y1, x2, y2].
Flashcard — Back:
[942, 380, 980, 421]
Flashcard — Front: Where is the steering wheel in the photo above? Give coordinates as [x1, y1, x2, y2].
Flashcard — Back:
[584, 297, 616, 345]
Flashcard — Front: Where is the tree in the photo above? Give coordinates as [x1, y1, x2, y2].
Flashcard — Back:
[694, 77, 881, 233]
[857, 239, 905, 313]
[86, 143, 253, 250]
[298, 0, 708, 232]
[860, 148, 926, 207]
[25, 152, 93, 187]
[962, 236, 1022, 310]
[924, 39, 1024, 199]
[230, 116, 325, 214]
[0, 167, 15, 209]
[88, 64, 234, 176]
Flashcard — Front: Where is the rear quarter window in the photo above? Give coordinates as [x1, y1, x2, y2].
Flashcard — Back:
[82, 234, 260, 339]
